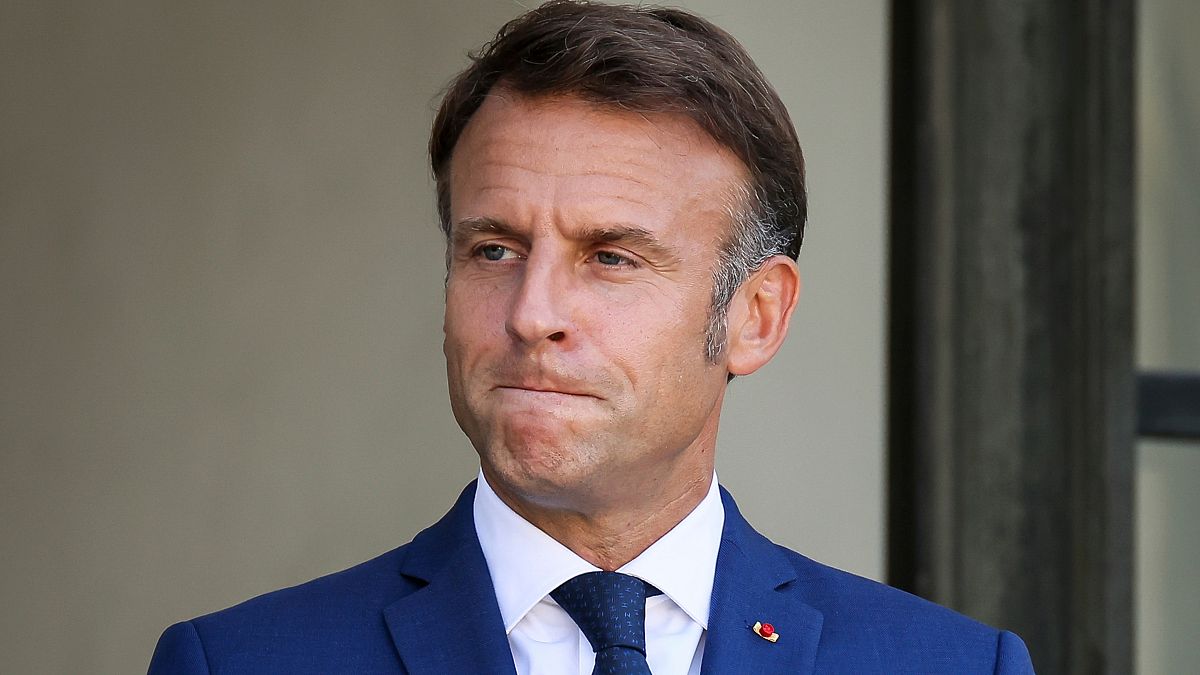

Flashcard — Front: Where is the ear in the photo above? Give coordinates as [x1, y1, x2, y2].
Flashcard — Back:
[725, 256, 801, 377]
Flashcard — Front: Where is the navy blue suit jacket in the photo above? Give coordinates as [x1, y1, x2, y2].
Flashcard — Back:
[149, 483, 1034, 673]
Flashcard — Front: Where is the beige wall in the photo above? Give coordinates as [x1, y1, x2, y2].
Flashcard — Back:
[0, 1, 886, 673]
[1135, 1, 1200, 673]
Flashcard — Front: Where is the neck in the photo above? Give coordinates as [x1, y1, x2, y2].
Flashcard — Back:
[486, 462, 714, 571]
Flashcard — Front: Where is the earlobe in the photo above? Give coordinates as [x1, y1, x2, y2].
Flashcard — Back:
[725, 256, 801, 376]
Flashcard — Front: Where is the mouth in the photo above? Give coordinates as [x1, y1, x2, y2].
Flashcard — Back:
[494, 385, 599, 399]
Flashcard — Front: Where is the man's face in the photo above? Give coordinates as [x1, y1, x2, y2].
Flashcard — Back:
[442, 92, 748, 512]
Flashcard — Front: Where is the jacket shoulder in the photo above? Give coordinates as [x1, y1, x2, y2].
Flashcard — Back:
[149, 483, 480, 673]
[776, 546, 1033, 673]
[152, 544, 421, 673]
[197, 543, 416, 624]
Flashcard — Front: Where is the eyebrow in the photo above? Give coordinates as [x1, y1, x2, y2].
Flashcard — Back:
[450, 216, 515, 248]
[451, 216, 681, 263]
[578, 224, 681, 263]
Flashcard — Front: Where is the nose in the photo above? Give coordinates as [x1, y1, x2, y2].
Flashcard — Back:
[506, 254, 570, 346]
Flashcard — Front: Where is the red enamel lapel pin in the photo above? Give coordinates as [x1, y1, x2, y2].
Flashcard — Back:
[752, 621, 779, 643]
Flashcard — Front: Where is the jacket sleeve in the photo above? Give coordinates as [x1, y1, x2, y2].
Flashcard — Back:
[148, 621, 211, 675]
[993, 630, 1036, 674]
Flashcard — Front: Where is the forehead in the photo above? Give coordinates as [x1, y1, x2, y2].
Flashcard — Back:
[447, 92, 749, 238]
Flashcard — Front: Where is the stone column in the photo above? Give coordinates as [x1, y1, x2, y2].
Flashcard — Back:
[887, 1, 1135, 672]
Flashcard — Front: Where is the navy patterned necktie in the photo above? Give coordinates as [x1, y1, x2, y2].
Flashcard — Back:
[551, 571, 660, 675]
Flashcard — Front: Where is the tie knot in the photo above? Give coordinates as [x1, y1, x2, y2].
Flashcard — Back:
[551, 571, 656, 656]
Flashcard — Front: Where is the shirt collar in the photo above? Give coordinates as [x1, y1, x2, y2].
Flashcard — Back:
[473, 469, 724, 633]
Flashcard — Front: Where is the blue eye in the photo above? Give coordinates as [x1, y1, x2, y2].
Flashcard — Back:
[596, 251, 628, 266]
[480, 245, 510, 261]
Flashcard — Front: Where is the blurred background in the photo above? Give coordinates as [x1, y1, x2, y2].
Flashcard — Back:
[0, 1, 1194, 673]
[1133, 1, 1200, 672]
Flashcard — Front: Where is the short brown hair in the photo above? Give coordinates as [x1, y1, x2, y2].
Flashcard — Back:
[430, 0, 806, 359]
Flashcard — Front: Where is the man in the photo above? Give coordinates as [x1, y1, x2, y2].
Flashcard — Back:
[150, 2, 1034, 673]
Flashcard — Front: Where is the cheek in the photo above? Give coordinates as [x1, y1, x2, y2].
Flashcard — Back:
[608, 307, 712, 396]
[445, 279, 509, 354]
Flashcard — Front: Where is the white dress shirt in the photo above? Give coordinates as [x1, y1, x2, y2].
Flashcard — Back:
[473, 470, 725, 675]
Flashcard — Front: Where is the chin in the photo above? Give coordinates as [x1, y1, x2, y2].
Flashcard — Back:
[482, 435, 598, 505]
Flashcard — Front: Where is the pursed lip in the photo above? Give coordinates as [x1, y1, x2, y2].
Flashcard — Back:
[493, 383, 600, 399]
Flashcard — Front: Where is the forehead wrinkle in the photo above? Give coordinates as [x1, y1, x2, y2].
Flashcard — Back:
[575, 167, 656, 193]
[466, 119, 708, 190]
[469, 146, 667, 194]
[567, 186, 655, 211]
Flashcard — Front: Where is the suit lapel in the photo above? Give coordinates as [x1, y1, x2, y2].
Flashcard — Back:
[701, 488, 823, 675]
[383, 482, 518, 675]
[382, 482, 822, 674]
